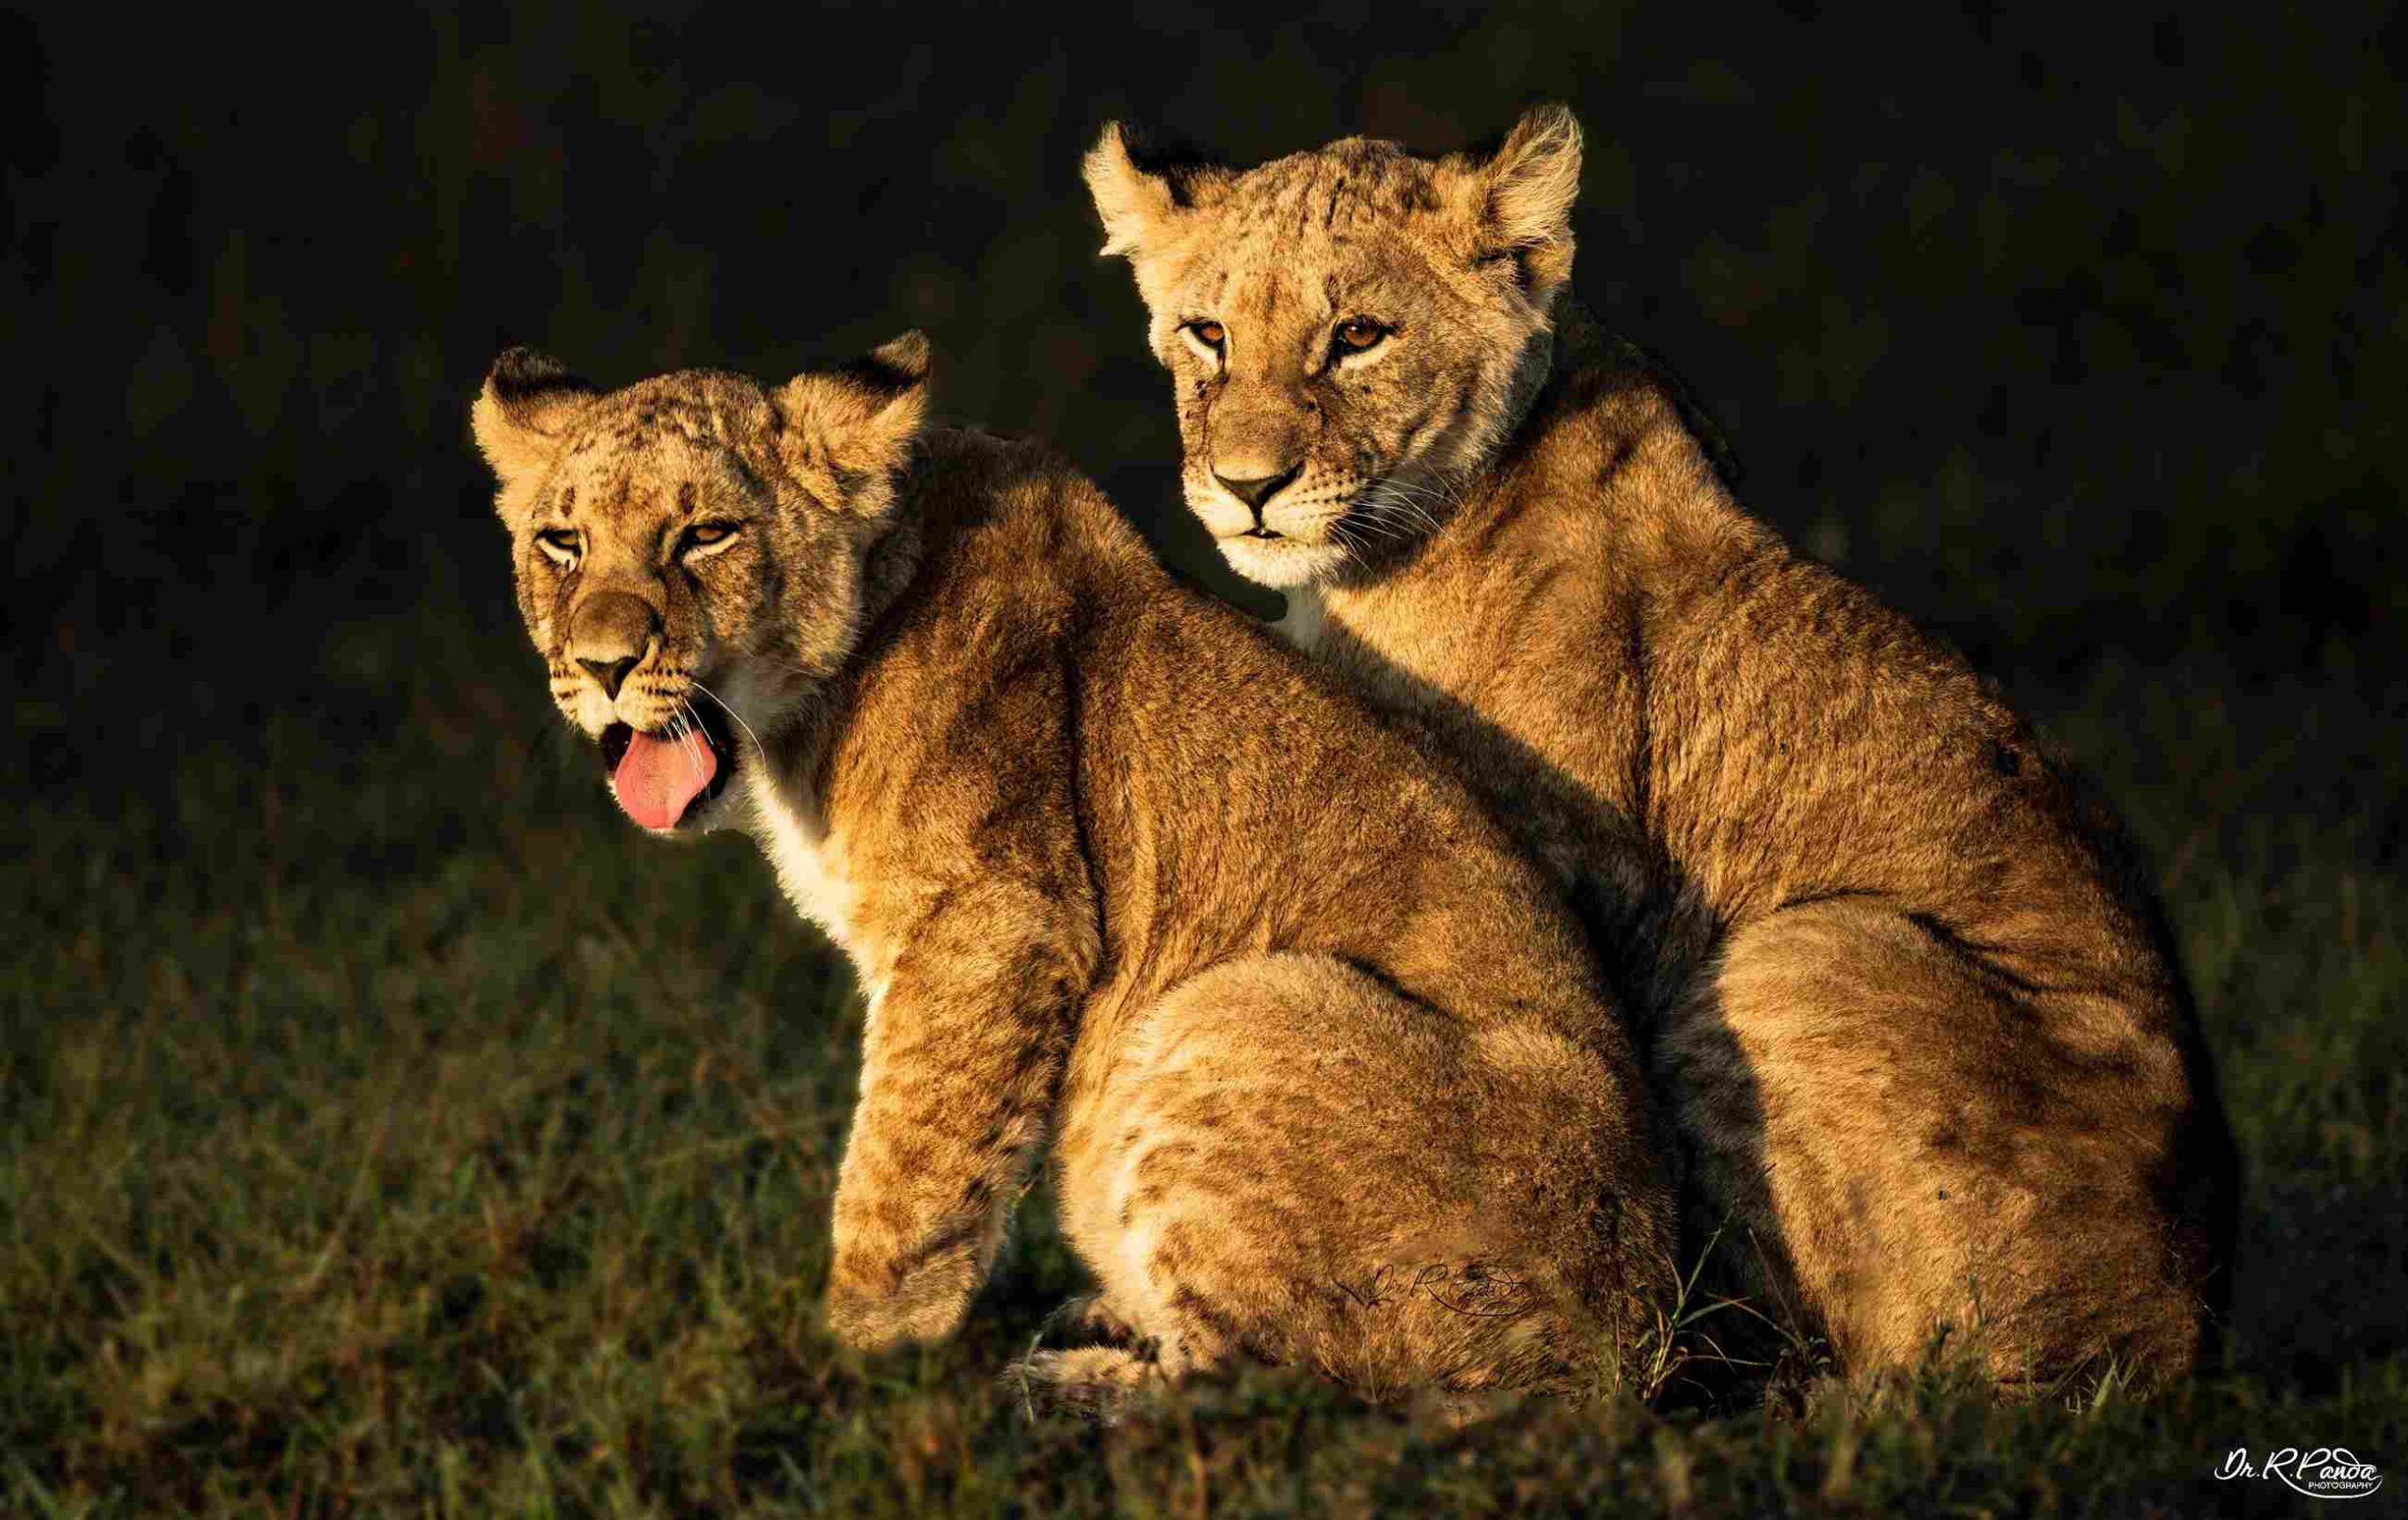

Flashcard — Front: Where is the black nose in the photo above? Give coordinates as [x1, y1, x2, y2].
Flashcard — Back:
[1213, 465, 1301, 517]
[578, 655, 640, 699]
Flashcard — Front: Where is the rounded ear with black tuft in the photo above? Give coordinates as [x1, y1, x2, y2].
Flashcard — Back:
[773, 331, 933, 517]
[1461, 103, 1585, 304]
[471, 348, 599, 527]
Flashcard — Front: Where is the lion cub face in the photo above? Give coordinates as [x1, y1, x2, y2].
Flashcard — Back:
[1085, 108, 1583, 588]
[469, 337, 928, 833]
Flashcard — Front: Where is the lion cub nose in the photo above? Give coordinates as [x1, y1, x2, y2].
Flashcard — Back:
[578, 654, 639, 699]
[1213, 463, 1301, 520]
[568, 591, 661, 701]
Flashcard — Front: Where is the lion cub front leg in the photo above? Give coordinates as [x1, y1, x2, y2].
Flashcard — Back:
[825, 879, 1087, 1351]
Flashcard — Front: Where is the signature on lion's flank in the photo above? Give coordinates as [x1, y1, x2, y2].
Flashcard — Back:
[2216, 1447, 2384, 1499]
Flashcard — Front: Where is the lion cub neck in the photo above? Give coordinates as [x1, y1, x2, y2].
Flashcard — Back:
[743, 713, 862, 948]
[726, 490, 930, 982]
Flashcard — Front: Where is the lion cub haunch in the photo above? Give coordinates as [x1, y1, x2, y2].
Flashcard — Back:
[469, 340, 1676, 1407]
[1089, 109, 2240, 1387]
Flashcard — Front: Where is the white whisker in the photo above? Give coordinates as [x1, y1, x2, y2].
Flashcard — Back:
[1353, 469, 1462, 546]
[661, 705, 700, 784]
[676, 698, 708, 783]
[689, 676, 769, 771]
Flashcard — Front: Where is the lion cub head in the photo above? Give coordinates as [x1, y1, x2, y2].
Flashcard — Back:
[1085, 106, 1582, 589]
[469, 335, 928, 833]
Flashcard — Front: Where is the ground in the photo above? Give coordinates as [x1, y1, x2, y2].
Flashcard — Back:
[2, 587, 2401, 1517]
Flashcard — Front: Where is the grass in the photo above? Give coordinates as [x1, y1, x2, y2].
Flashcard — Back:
[4, 593, 2403, 1516]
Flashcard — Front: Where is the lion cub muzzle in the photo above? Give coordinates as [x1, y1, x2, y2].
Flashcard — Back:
[563, 586, 735, 831]
[567, 590, 662, 701]
[1208, 388, 1312, 532]
[1212, 463, 1300, 530]
[1202, 380, 1316, 533]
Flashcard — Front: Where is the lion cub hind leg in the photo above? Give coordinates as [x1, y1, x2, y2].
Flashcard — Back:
[1662, 897, 2212, 1385]
[1066, 952, 1663, 1403]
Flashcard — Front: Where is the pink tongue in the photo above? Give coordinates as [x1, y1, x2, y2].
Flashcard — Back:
[611, 730, 719, 830]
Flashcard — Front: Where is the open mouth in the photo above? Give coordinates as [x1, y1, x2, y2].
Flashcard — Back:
[597, 703, 737, 831]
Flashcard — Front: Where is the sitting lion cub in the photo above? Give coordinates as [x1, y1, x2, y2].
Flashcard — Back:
[468, 334, 1674, 1407]
[1085, 108, 2239, 1386]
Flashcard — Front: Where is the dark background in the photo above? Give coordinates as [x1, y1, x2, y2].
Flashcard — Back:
[4, 7, 2405, 1500]
[9, 1, 2400, 816]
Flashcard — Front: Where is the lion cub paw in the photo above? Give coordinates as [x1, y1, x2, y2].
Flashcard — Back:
[825, 1245, 982, 1352]
[998, 1346, 1159, 1423]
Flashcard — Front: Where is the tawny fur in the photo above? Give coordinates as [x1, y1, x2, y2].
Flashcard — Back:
[468, 339, 1678, 1411]
[1086, 108, 2240, 1387]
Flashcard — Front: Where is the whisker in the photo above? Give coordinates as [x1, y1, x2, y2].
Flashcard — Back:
[677, 698, 708, 783]
[1357, 474, 1453, 540]
[689, 676, 770, 771]
[1370, 475, 1451, 516]
[660, 705, 700, 784]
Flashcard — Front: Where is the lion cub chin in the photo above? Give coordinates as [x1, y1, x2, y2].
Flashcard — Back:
[469, 337, 1676, 1412]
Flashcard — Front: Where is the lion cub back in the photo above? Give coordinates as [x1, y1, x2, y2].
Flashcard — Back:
[913, 430, 1613, 1027]
[943, 433, 1679, 1375]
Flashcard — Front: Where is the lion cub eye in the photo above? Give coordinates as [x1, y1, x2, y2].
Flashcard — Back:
[1184, 320, 1227, 354]
[535, 528, 581, 565]
[1333, 318, 1388, 354]
[678, 521, 742, 560]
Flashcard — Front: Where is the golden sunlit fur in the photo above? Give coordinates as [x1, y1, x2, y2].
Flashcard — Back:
[1089, 109, 2240, 1388]
[469, 340, 1677, 1412]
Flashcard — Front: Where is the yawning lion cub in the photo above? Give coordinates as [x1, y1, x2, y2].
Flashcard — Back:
[469, 334, 1674, 1409]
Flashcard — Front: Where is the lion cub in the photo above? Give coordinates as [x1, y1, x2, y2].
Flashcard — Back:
[468, 334, 1674, 1407]
[1086, 109, 2239, 1386]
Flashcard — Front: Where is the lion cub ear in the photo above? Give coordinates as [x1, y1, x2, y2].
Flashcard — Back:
[1460, 103, 1584, 303]
[1084, 121, 1181, 258]
[773, 331, 931, 517]
[1084, 121, 1228, 261]
[471, 348, 597, 526]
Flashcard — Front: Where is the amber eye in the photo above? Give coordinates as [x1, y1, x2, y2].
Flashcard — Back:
[679, 521, 741, 558]
[1334, 318, 1387, 353]
[1187, 319, 1227, 351]
[535, 528, 581, 565]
